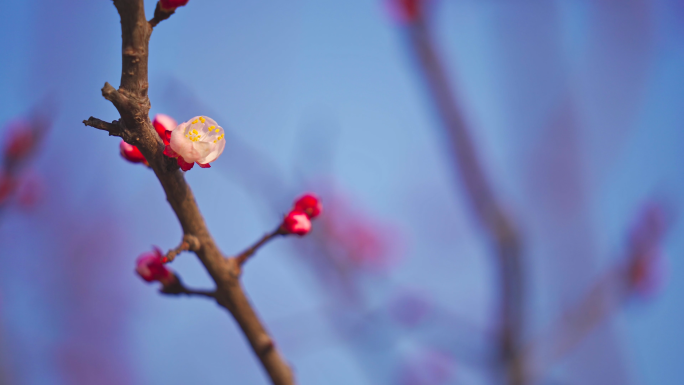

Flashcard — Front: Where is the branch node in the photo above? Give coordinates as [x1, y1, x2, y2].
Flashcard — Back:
[183, 234, 201, 251]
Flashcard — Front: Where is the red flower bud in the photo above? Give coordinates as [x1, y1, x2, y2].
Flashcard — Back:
[282, 210, 312, 236]
[135, 247, 176, 286]
[153, 114, 177, 145]
[293, 194, 322, 219]
[159, 0, 189, 11]
[119, 140, 147, 165]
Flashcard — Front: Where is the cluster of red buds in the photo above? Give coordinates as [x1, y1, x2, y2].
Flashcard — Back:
[134, 194, 322, 285]
[280, 194, 322, 236]
[119, 114, 176, 166]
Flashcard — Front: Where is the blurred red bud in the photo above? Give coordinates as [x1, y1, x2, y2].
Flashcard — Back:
[3, 121, 35, 162]
[135, 247, 176, 286]
[16, 172, 44, 209]
[386, 0, 424, 24]
[282, 210, 312, 236]
[294, 194, 322, 219]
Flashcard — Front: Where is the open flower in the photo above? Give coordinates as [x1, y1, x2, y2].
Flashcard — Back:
[166, 116, 226, 171]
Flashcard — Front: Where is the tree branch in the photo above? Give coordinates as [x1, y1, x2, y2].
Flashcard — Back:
[404, 14, 526, 385]
[84, 1, 296, 383]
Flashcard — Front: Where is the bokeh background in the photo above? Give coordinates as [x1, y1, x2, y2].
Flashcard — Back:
[1, 0, 683, 384]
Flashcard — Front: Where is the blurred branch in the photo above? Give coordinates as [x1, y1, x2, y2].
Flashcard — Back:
[523, 264, 623, 381]
[82, 1, 295, 384]
[524, 202, 671, 382]
[403, 9, 526, 385]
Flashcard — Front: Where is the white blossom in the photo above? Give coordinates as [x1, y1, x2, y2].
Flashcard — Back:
[169, 116, 226, 164]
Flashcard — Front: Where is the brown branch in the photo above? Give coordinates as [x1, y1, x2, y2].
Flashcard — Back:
[405, 14, 526, 385]
[84, 1, 296, 384]
[234, 226, 286, 266]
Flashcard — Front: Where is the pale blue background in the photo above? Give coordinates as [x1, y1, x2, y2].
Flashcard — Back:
[0, 1, 683, 384]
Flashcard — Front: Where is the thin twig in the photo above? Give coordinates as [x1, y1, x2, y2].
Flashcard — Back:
[235, 226, 285, 266]
[82, 117, 122, 137]
[161, 276, 218, 299]
[163, 234, 200, 263]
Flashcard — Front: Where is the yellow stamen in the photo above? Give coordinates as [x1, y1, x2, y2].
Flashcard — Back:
[192, 119, 198, 124]
[199, 117, 206, 123]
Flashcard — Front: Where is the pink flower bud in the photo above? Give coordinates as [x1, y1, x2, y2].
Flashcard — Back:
[282, 210, 312, 236]
[135, 247, 176, 286]
[293, 194, 322, 219]
[153, 114, 177, 146]
[159, 0, 189, 11]
[119, 140, 147, 165]
[167, 116, 226, 171]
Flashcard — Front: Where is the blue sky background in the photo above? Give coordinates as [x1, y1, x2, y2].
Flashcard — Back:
[0, 1, 683, 384]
